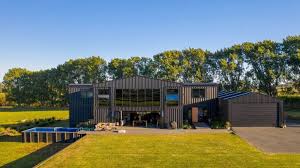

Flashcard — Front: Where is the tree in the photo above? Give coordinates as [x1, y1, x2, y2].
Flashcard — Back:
[243, 41, 286, 96]
[181, 48, 211, 83]
[108, 57, 142, 79]
[153, 50, 183, 81]
[135, 57, 158, 78]
[0, 93, 6, 106]
[55, 56, 107, 105]
[3, 57, 107, 107]
[0, 83, 3, 92]
[214, 44, 252, 91]
[283, 35, 300, 91]
[3, 68, 32, 105]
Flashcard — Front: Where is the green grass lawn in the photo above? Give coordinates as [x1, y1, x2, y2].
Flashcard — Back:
[39, 134, 300, 168]
[0, 110, 68, 125]
[0, 109, 69, 167]
[286, 108, 300, 120]
[1, 108, 300, 167]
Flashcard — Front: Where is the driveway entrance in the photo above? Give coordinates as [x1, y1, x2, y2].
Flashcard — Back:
[233, 127, 300, 153]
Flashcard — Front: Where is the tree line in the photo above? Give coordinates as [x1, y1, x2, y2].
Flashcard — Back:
[1, 35, 299, 107]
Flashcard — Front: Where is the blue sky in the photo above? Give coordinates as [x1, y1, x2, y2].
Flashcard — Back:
[0, 0, 300, 81]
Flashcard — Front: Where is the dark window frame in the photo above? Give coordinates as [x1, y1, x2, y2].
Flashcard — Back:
[130, 89, 138, 106]
[114, 89, 160, 107]
[152, 89, 160, 106]
[122, 89, 130, 107]
[80, 90, 93, 99]
[166, 88, 179, 106]
[192, 88, 206, 98]
[137, 89, 145, 106]
[98, 88, 110, 107]
[115, 89, 123, 106]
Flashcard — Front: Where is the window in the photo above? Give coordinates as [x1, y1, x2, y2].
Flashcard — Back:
[153, 89, 160, 106]
[192, 88, 206, 98]
[114, 89, 160, 107]
[166, 89, 179, 106]
[98, 89, 110, 106]
[137, 89, 145, 106]
[80, 90, 93, 99]
[130, 89, 137, 106]
[122, 89, 130, 106]
[145, 89, 152, 106]
[115, 89, 122, 106]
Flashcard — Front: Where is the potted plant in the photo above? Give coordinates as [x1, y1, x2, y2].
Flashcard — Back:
[225, 121, 231, 130]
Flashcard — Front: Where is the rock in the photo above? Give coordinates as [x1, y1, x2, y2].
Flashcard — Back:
[170, 121, 177, 129]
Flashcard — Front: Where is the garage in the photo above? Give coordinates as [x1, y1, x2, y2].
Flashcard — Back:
[218, 92, 285, 127]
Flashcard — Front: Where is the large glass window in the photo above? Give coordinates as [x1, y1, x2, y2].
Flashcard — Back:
[166, 89, 179, 106]
[98, 89, 110, 106]
[192, 88, 205, 98]
[115, 89, 123, 106]
[122, 89, 130, 106]
[153, 89, 160, 106]
[145, 89, 153, 106]
[130, 89, 137, 106]
[80, 90, 93, 99]
[115, 89, 160, 107]
[137, 89, 145, 106]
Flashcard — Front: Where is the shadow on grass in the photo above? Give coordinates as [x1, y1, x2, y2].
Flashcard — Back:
[2, 142, 72, 168]
[0, 135, 22, 142]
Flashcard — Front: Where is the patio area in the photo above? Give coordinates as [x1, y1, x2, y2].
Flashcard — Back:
[79, 126, 228, 135]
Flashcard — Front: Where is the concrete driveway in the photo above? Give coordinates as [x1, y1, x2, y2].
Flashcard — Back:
[233, 127, 300, 153]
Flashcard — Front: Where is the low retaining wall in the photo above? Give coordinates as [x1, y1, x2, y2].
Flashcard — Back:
[22, 132, 85, 143]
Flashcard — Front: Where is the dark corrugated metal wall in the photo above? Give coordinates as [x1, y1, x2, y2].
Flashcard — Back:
[219, 93, 284, 127]
[69, 84, 93, 127]
[182, 86, 218, 105]
[69, 76, 219, 128]
[94, 76, 183, 128]
[230, 104, 277, 126]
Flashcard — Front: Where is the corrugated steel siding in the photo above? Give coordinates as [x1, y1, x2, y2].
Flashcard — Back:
[230, 103, 277, 127]
[182, 86, 218, 105]
[69, 85, 93, 127]
[229, 93, 279, 103]
[181, 85, 219, 122]
[219, 92, 284, 127]
[164, 107, 183, 128]
[70, 76, 219, 128]
[95, 76, 182, 127]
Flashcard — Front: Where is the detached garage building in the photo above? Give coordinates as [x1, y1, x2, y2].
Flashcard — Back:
[218, 92, 285, 127]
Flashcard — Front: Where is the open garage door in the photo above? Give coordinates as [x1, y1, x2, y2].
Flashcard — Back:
[231, 103, 277, 127]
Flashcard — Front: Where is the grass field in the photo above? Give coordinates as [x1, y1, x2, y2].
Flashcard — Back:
[0, 110, 68, 125]
[0, 109, 69, 167]
[286, 108, 300, 120]
[1, 108, 300, 167]
[39, 134, 300, 168]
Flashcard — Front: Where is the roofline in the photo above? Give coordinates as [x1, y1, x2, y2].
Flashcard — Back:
[96, 75, 216, 86]
[69, 76, 218, 86]
[183, 83, 219, 86]
[103, 75, 182, 84]
[69, 84, 93, 86]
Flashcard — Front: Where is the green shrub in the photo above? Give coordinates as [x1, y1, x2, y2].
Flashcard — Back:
[211, 120, 225, 129]
[0, 93, 6, 106]
[0, 127, 20, 136]
[11, 117, 57, 131]
[77, 121, 95, 129]
[182, 120, 192, 129]
[278, 95, 300, 103]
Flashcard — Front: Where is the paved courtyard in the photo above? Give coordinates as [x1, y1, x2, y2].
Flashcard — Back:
[233, 127, 300, 153]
